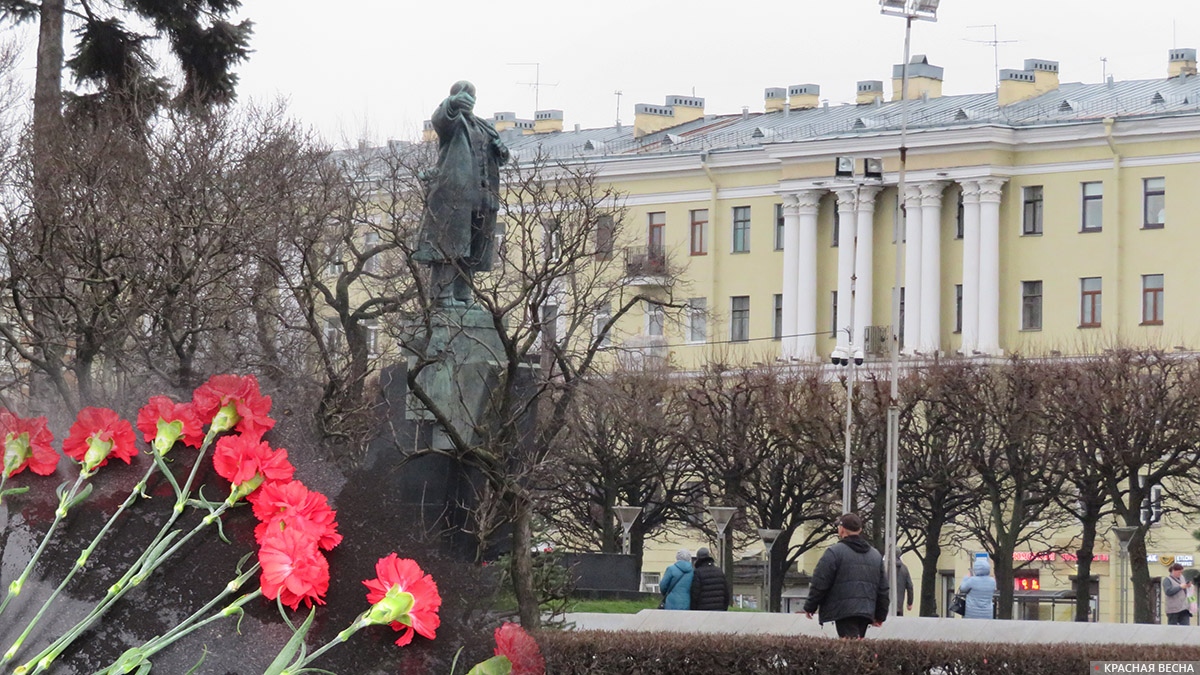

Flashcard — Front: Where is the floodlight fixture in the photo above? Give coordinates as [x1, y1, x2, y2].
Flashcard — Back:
[879, 0, 940, 21]
[834, 156, 855, 177]
[864, 157, 884, 179]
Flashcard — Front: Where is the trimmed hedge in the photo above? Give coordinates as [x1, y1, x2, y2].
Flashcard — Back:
[537, 630, 1200, 674]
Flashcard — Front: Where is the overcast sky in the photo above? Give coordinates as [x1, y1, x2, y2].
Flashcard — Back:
[9, 1, 1200, 147]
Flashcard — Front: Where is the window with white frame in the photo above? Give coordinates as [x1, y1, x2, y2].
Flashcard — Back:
[593, 302, 612, 348]
[646, 301, 664, 337]
[363, 231, 381, 273]
[688, 298, 707, 343]
[1143, 177, 1166, 228]
[1081, 182, 1103, 232]
[1021, 281, 1043, 331]
[730, 296, 750, 342]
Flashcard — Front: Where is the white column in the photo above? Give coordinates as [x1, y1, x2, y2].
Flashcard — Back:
[780, 195, 801, 361]
[852, 186, 882, 359]
[901, 186, 922, 355]
[977, 177, 1007, 355]
[959, 180, 981, 354]
[918, 182, 947, 354]
[794, 190, 823, 362]
[834, 188, 858, 358]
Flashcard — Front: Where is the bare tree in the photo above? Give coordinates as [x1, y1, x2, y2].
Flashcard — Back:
[946, 358, 1070, 619]
[1050, 349, 1200, 623]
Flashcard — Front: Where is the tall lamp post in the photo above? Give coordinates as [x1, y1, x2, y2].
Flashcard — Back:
[832, 157, 883, 514]
[708, 506, 738, 587]
[758, 528, 783, 613]
[1113, 526, 1138, 623]
[614, 506, 642, 556]
[879, 0, 941, 619]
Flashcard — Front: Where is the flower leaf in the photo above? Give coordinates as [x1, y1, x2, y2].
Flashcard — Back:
[0, 486, 29, 499]
[262, 607, 316, 675]
[64, 482, 94, 510]
[466, 655, 513, 675]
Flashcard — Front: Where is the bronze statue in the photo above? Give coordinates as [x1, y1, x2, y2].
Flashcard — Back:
[415, 80, 510, 307]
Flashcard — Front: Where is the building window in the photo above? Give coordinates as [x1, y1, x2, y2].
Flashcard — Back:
[954, 284, 963, 333]
[690, 209, 707, 255]
[832, 205, 840, 247]
[1142, 274, 1164, 325]
[1080, 182, 1103, 232]
[1143, 178, 1165, 228]
[955, 191, 964, 239]
[593, 302, 612, 348]
[541, 302, 559, 347]
[543, 218, 561, 262]
[363, 232, 381, 273]
[494, 220, 507, 265]
[1022, 186, 1043, 235]
[730, 296, 750, 342]
[774, 203, 785, 251]
[595, 214, 615, 260]
[688, 298, 707, 343]
[732, 206, 751, 253]
[322, 317, 342, 352]
[773, 294, 783, 340]
[830, 291, 838, 338]
[364, 320, 380, 357]
[1080, 277, 1102, 328]
[646, 301, 664, 337]
[1021, 281, 1043, 331]
[648, 212, 665, 251]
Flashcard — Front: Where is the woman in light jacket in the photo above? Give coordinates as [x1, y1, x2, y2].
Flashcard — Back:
[660, 549, 694, 610]
[958, 557, 997, 619]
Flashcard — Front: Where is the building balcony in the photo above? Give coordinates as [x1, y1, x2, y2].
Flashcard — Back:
[623, 245, 668, 285]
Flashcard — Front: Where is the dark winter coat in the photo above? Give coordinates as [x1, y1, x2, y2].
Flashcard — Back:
[690, 556, 731, 611]
[802, 534, 889, 624]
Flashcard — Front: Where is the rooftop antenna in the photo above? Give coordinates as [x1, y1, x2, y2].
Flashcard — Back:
[508, 62, 558, 112]
[614, 90, 623, 127]
[1101, 57, 1109, 82]
[965, 24, 1017, 91]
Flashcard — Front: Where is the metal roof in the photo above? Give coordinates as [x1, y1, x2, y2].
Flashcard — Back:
[500, 75, 1200, 161]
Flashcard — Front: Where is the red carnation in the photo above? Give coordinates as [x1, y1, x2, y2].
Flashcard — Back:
[1, 411, 57, 478]
[258, 527, 329, 610]
[212, 434, 294, 498]
[249, 479, 342, 552]
[494, 622, 545, 675]
[363, 554, 442, 647]
[62, 407, 137, 473]
[137, 396, 204, 452]
[192, 374, 275, 436]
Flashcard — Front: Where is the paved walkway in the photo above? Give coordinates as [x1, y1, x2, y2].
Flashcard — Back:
[565, 610, 1197, 645]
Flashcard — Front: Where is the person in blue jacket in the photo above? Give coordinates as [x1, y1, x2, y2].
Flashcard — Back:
[660, 549, 694, 610]
[959, 556, 997, 619]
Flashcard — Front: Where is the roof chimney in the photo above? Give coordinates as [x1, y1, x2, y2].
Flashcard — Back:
[856, 80, 883, 105]
[1025, 59, 1060, 94]
[764, 87, 787, 113]
[421, 120, 436, 143]
[1170, 48, 1198, 77]
[533, 109, 563, 134]
[788, 84, 820, 110]
[998, 69, 1037, 106]
[633, 95, 705, 137]
[891, 54, 943, 101]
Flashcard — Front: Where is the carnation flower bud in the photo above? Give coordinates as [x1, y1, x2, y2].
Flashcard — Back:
[366, 589, 415, 626]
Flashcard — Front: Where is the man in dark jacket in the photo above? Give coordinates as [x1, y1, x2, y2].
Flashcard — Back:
[690, 547, 731, 611]
[803, 513, 889, 638]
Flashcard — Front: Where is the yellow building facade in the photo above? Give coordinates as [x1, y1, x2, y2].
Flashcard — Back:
[490, 48, 1200, 622]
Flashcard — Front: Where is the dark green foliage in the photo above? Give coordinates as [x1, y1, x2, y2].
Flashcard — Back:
[536, 631, 1200, 675]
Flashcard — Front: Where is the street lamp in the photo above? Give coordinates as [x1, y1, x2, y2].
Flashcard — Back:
[1113, 526, 1138, 623]
[614, 505, 642, 556]
[758, 528, 783, 613]
[879, 0, 941, 619]
[708, 506, 738, 571]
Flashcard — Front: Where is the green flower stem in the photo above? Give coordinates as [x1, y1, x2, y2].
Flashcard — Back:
[278, 611, 370, 675]
[0, 470, 90, 621]
[2, 460, 161, 666]
[18, 427, 223, 675]
[94, 574, 263, 675]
